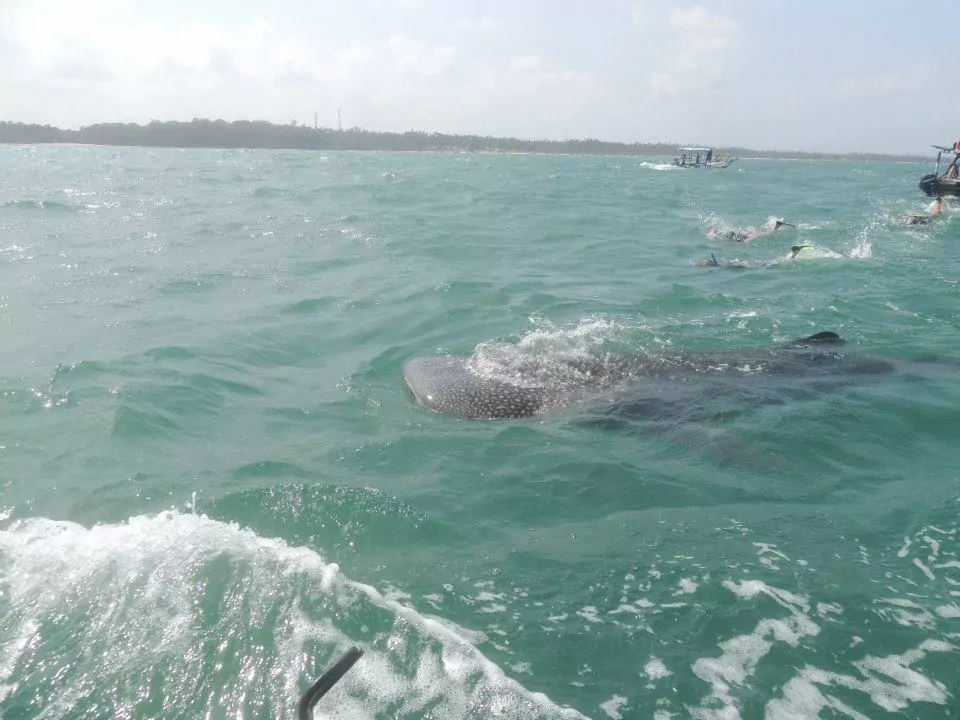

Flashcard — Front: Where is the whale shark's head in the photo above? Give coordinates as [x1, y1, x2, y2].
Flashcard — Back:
[403, 356, 549, 419]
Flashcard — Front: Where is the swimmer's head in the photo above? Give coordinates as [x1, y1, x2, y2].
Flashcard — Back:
[775, 220, 785, 229]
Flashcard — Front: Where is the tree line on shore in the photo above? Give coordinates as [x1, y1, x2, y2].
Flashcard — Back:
[0, 119, 926, 162]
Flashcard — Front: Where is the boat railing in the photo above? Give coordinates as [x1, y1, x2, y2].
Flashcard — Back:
[298, 646, 364, 720]
[931, 145, 959, 178]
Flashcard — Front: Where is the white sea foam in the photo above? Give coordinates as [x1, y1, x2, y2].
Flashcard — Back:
[0, 512, 584, 720]
[935, 604, 960, 618]
[577, 606, 603, 624]
[638, 162, 678, 171]
[685, 523, 960, 720]
[765, 676, 871, 720]
[692, 580, 821, 719]
[467, 316, 627, 389]
[644, 658, 671, 680]
[599, 694, 628, 718]
[7, 511, 942, 720]
[913, 558, 935, 580]
[771, 640, 955, 715]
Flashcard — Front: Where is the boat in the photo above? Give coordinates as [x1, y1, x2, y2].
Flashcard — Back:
[918, 144, 960, 197]
[673, 146, 737, 169]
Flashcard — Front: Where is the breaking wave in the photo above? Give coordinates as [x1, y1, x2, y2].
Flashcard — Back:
[0, 511, 585, 720]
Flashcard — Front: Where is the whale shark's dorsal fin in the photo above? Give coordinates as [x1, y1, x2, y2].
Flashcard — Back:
[790, 331, 843, 345]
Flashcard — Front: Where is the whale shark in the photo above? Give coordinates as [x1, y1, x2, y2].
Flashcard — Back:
[402, 331, 918, 422]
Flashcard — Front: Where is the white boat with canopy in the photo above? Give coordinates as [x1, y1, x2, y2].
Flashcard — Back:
[673, 146, 737, 168]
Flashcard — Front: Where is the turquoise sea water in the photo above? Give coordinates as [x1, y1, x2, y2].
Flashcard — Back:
[1, 146, 959, 719]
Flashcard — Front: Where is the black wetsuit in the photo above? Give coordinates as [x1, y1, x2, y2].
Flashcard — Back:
[703, 253, 749, 269]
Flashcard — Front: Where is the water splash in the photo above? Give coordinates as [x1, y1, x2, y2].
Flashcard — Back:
[0, 512, 585, 720]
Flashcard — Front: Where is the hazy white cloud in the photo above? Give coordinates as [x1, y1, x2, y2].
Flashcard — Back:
[836, 65, 933, 99]
[0, 0, 953, 154]
[388, 36, 458, 76]
[10, 2, 306, 84]
[510, 55, 544, 72]
[627, 3, 654, 28]
[454, 12, 516, 38]
[504, 55, 594, 102]
[646, 4, 738, 98]
[1, 0, 595, 137]
[670, 6, 737, 71]
[391, 0, 430, 11]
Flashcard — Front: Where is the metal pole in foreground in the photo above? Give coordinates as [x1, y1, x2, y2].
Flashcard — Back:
[298, 646, 364, 720]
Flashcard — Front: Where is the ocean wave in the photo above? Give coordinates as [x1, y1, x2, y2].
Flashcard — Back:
[0, 512, 585, 720]
[2, 199, 75, 212]
[638, 162, 678, 171]
[458, 519, 960, 719]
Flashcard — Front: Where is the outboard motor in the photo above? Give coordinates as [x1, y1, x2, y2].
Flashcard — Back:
[919, 173, 937, 197]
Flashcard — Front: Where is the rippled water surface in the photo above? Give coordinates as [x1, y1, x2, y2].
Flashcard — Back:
[1, 146, 959, 719]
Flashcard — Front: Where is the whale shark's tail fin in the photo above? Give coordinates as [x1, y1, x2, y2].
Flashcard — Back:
[790, 331, 843, 346]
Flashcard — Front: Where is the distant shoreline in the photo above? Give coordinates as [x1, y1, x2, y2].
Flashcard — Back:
[0, 119, 930, 163]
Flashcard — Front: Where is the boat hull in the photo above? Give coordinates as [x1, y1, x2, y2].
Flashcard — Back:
[919, 173, 960, 197]
[673, 160, 736, 169]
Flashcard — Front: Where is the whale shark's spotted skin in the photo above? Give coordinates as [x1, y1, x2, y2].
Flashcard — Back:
[403, 357, 549, 419]
[401, 331, 911, 421]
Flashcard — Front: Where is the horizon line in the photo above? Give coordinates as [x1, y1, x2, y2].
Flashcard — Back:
[0, 118, 934, 160]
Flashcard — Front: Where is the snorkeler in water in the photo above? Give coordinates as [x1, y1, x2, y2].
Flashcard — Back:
[709, 219, 795, 242]
[699, 244, 813, 269]
[905, 196, 945, 226]
[698, 252, 748, 269]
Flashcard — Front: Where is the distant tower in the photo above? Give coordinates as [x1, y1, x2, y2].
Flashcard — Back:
[314, 111, 318, 131]
[338, 110, 342, 132]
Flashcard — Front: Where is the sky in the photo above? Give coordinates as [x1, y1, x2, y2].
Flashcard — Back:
[0, 0, 955, 154]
